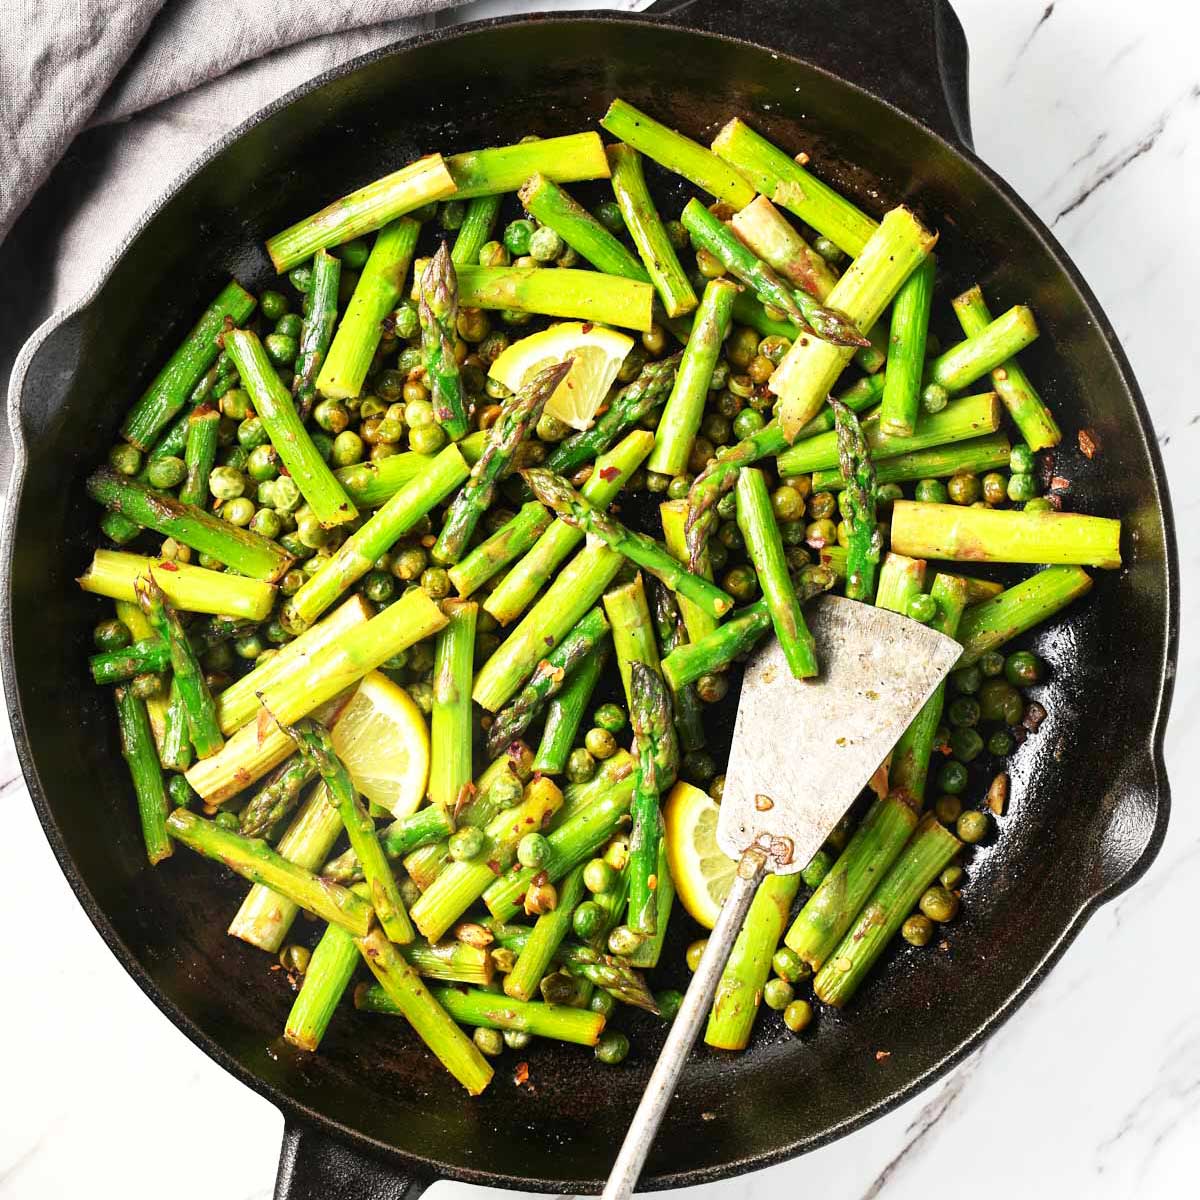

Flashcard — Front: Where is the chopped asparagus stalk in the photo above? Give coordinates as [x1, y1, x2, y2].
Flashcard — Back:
[114, 685, 172, 865]
[627, 660, 675, 934]
[292, 249, 341, 419]
[832, 399, 883, 603]
[533, 646, 606, 775]
[505, 862, 589, 1001]
[927, 304, 1039, 394]
[446, 132, 610, 197]
[239, 756, 317, 838]
[451, 195, 502, 266]
[879, 254, 936, 437]
[428, 600, 478, 813]
[729, 194, 839, 300]
[285, 922, 359, 1051]
[334, 451, 434, 508]
[179, 405, 220, 507]
[810, 432, 1012, 492]
[448, 502, 553, 598]
[418, 241, 469, 440]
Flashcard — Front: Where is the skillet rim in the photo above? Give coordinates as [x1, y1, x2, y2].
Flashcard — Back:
[0, 9, 1178, 1193]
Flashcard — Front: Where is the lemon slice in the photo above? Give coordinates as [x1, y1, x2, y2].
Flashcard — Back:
[331, 671, 429, 817]
[488, 322, 634, 430]
[664, 780, 737, 930]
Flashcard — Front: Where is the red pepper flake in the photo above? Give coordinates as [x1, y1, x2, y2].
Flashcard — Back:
[156, 559, 179, 572]
[486, 859, 501, 875]
[514, 1061, 530, 1086]
[581, 323, 593, 335]
[875, 1050, 891, 1062]
[1078, 428, 1100, 459]
[256, 706, 273, 744]
[1049, 476, 1071, 492]
[599, 465, 620, 482]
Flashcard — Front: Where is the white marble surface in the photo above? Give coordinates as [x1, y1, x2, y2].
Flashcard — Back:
[4, 0, 1198, 1197]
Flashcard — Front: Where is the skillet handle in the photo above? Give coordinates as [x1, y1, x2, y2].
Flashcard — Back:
[643, 0, 973, 148]
[275, 1121, 430, 1200]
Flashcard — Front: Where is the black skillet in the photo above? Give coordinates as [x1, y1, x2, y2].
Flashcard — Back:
[0, 0, 1177, 1196]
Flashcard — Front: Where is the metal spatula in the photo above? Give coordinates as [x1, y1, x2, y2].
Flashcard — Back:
[601, 594, 961, 1200]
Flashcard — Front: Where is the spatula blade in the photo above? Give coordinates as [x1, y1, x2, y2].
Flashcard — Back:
[718, 594, 961, 874]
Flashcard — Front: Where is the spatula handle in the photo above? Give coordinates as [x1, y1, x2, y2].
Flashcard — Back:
[600, 848, 767, 1200]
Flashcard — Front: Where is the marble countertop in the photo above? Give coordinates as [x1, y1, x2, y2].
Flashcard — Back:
[3, 1, 1196, 1197]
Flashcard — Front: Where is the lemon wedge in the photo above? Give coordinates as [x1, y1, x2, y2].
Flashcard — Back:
[331, 671, 429, 817]
[488, 322, 634, 430]
[664, 780, 737, 930]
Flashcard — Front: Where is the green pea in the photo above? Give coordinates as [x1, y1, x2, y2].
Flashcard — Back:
[214, 809, 241, 831]
[951, 664, 982, 695]
[783, 999, 814, 1033]
[772, 947, 810, 985]
[594, 1030, 630, 1065]
[437, 199, 466, 231]
[504, 218, 535, 256]
[666, 474, 692, 501]
[406, 681, 433, 714]
[708, 774, 725, 802]
[1007, 472, 1037, 503]
[731, 408, 765, 440]
[167, 773, 198, 809]
[763, 977, 794, 1010]
[941, 864, 964, 889]
[1005, 650, 1043, 687]
[938, 760, 968, 794]
[717, 521, 745, 553]
[949, 727, 984, 763]
[981, 472, 1008, 505]
[801, 848, 833, 889]
[272, 476, 302, 513]
[259, 290, 289, 321]
[391, 546, 427, 581]
[947, 473, 981, 505]
[978, 650, 1005, 678]
[566, 747, 597, 784]
[716, 490, 738, 520]
[287, 266, 313, 294]
[249, 508, 282, 540]
[99, 511, 139, 545]
[391, 302, 421, 341]
[264, 332, 298, 366]
[987, 730, 1014, 756]
[146, 456, 187, 489]
[695, 673, 728, 704]
[517, 832, 551, 871]
[584, 857, 617, 895]
[420, 567, 451, 600]
[572, 900, 605, 941]
[310, 432, 334, 463]
[722, 564, 757, 602]
[933, 793, 962, 825]
[220, 388, 253, 420]
[914, 478, 949, 504]
[93, 618, 133, 653]
[529, 226, 564, 262]
[207, 468, 245, 503]
[1024, 496, 1054, 512]
[583, 728, 617, 760]
[920, 885, 960, 922]
[957, 809, 989, 844]
[594, 201, 623, 232]
[902, 914, 935, 946]
[220, 444, 250, 472]
[1009, 444, 1036, 475]
[108, 443, 143, 476]
[409, 424, 446, 455]
[473, 1026, 505, 1057]
[947, 697, 980, 728]
[449, 826, 486, 862]
[907, 593, 938, 624]
[607, 925, 644, 957]
[336, 239, 371, 270]
[921, 382, 949, 413]
[645, 470, 672, 494]
[246, 444, 280, 482]
[771, 485, 805, 522]
[593, 703, 626, 733]
[701, 412, 731, 445]
[654, 989, 684, 1022]
[234, 634, 264, 660]
[502, 1029, 532, 1051]
[589, 989, 616, 1019]
[685, 938, 708, 972]
[536, 412, 571, 443]
[978, 678, 1021, 722]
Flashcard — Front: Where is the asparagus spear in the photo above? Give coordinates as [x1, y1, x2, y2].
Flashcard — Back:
[660, 499, 718, 644]
[135, 574, 223, 758]
[533, 646, 606, 775]
[354, 925, 494, 1095]
[334, 451, 436, 508]
[736, 467, 819, 677]
[432, 361, 570, 565]
[952, 285, 1061, 450]
[519, 173, 650, 281]
[136, 355, 237, 471]
[524, 468, 733, 619]
[927, 304, 1039, 394]
[545, 354, 679, 476]
[890, 574, 970, 801]
[559, 748, 635, 821]
[482, 777, 638, 922]
[680, 198, 867, 347]
[473, 542, 623, 711]
[266, 154, 456, 273]
[417, 263, 655, 332]
[814, 816, 961, 1007]
[729, 194, 840, 300]
[448, 502, 553, 597]
[660, 565, 836, 692]
[239, 756, 317, 838]
[113, 602, 169, 750]
[957, 576, 1006, 604]
[710, 118, 877, 256]
[488, 924, 657, 1013]
[90, 637, 170, 686]
[629, 837, 674, 969]
[281, 719, 414, 944]
[705, 872, 801, 1050]
[890, 501, 1121, 568]
[418, 241, 469, 440]
[648, 579, 705, 754]
[776, 391, 1003, 476]
[880, 254, 936, 437]
[627, 660, 676, 935]
[224, 329, 357, 527]
[770, 207, 938, 439]
[505, 862, 589, 1001]
[446, 133, 610, 196]
[317, 218, 420, 402]
[409, 777, 563, 942]
[832, 399, 883, 603]
[81, 550, 276, 621]
[810, 432, 1012, 491]
[487, 606, 610, 754]
[291, 249, 341, 419]
[121, 281, 257, 450]
[872, 550, 928, 615]
[159, 680, 193, 772]
[179, 405, 220, 507]
[86, 469, 293, 582]
[451, 195, 502, 266]
[285, 922, 359, 1051]
[955, 566, 1093, 667]
[228, 782, 344, 952]
[647, 277, 738, 476]
[115, 685, 172, 864]
[603, 575, 667, 734]
[484, 430, 653, 625]
[186, 590, 447, 802]
[217, 595, 372, 734]
[429, 600, 478, 814]
[284, 444, 468, 628]
[168, 808, 373, 935]
[358, 981, 605, 1046]
[321, 803, 453, 883]
[401, 939, 494, 986]
[607, 143, 696, 318]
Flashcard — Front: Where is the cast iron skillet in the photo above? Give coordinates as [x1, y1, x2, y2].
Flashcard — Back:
[0, 0, 1177, 1196]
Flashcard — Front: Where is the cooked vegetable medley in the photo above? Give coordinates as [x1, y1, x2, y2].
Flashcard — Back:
[81, 99, 1120, 1093]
